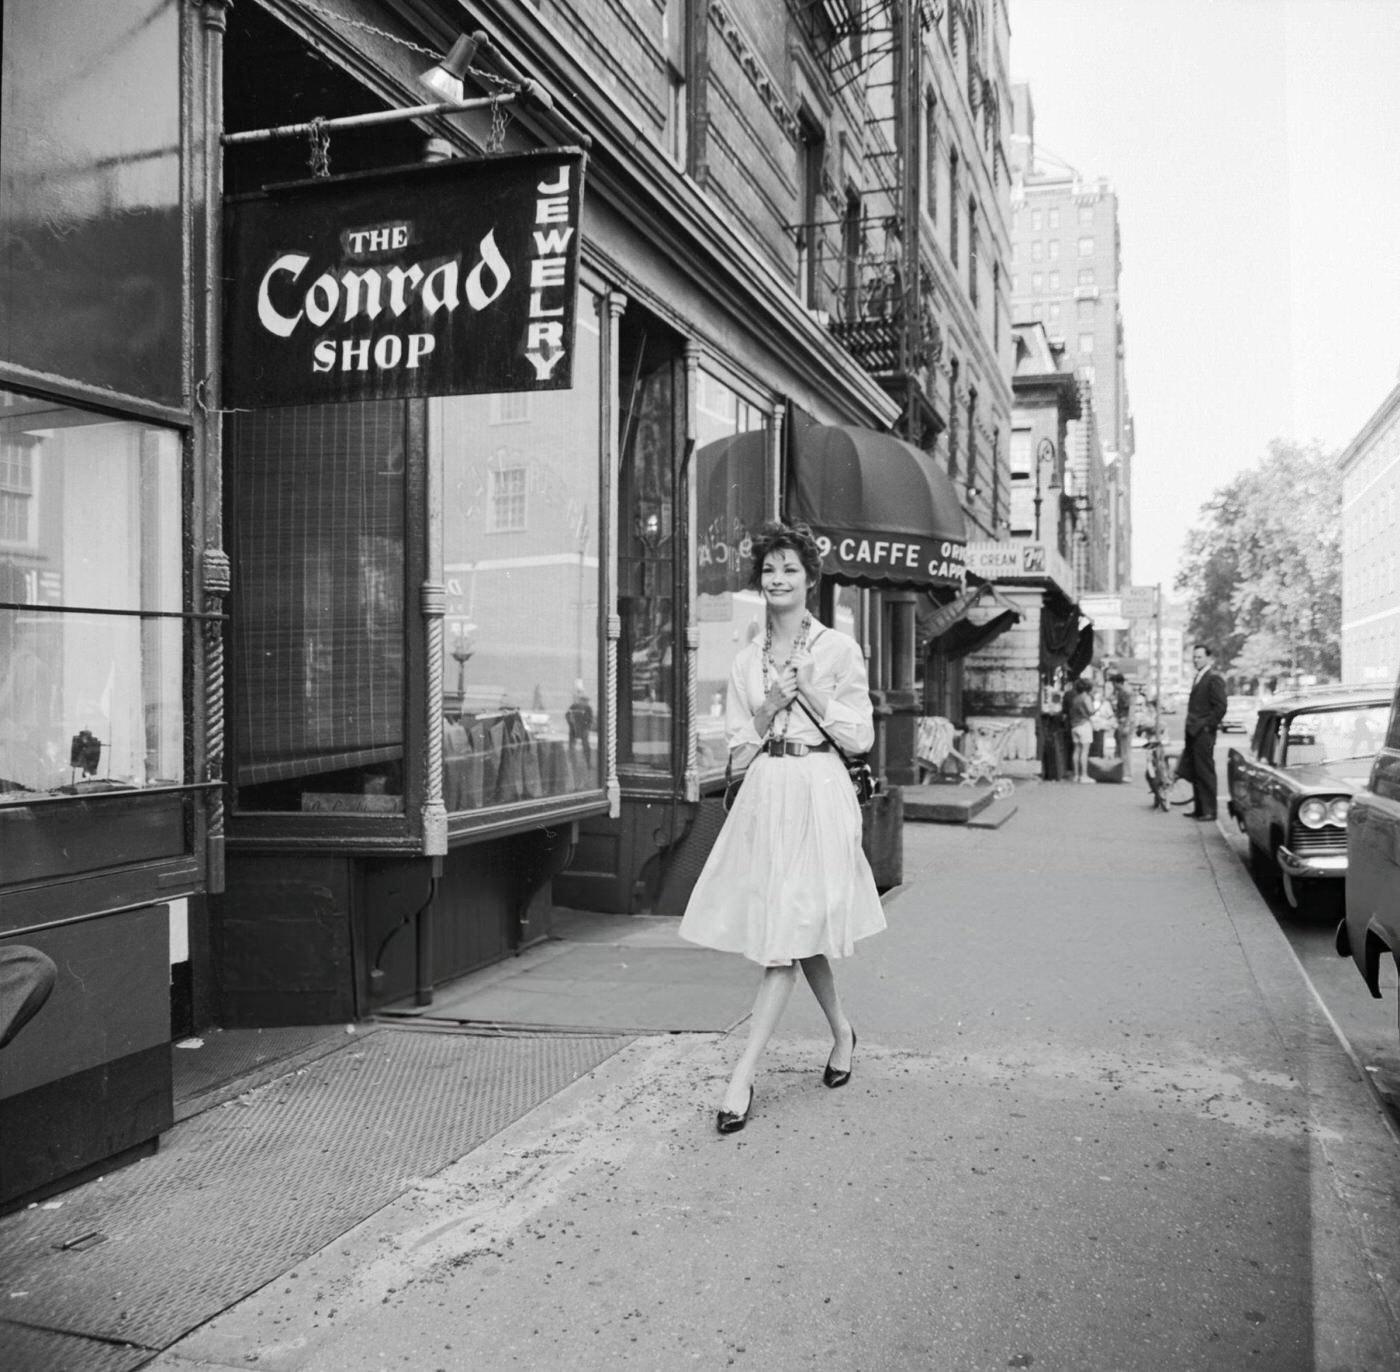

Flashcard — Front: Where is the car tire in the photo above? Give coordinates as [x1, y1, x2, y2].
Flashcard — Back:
[1250, 842, 1281, 897]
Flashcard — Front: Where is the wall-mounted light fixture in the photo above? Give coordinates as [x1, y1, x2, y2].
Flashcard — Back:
[419, 34, 479, 104]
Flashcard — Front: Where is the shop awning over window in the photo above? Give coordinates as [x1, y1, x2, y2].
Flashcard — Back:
[785, 411, 967, 590]
[923, 583, 1024, 661]
[930, 608, 1022, 661]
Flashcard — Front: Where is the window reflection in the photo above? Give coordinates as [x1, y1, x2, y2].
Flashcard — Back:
[0, 390, 184, 800]
[229, 402, 406, 812]
[618, 331, 678, 773]
[0, 1, 182, 403]
[435, 289, 602, 811]
[694, 375, 769, 772]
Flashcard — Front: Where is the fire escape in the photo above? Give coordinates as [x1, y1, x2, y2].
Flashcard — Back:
[805, 0, 945, 448]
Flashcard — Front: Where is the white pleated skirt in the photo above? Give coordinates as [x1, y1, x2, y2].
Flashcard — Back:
[678, 749, 887, 966]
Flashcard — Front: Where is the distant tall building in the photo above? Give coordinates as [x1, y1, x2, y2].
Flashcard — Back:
[1338, 381, 1400, 682]
[1007, 83, 1134, 592]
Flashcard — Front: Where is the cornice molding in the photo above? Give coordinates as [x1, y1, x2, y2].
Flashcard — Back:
[709, 0, 800, 141]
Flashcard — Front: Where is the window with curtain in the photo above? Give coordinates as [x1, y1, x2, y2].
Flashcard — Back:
[694, 373, 769, 772]
[228, 401, 406, 812]
[0, 389, 184, 802]
[433, 288, 602, 813]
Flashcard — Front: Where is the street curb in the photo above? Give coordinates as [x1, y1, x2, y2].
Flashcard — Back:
[1198, 819, 1400, 1365]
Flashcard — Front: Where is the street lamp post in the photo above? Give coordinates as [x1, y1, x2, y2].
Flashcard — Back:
[447, 618, 475, 715]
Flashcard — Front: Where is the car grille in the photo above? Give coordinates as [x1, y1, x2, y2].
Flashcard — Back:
[1288, 823, 1345, 855]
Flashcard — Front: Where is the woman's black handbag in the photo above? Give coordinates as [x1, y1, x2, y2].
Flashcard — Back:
[722, 702, 877, 814]
[796, 699, 877, 806]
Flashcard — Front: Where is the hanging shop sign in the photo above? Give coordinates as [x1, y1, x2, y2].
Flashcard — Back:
[224, 151, 586, 407]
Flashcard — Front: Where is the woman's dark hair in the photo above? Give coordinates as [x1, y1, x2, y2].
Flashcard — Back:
[747, 520, 823, 596]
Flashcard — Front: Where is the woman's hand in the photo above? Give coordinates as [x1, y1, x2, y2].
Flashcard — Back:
[755, 669, 797, 735]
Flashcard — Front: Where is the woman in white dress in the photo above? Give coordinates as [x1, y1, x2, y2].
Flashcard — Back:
[679, 521, 886, 1134]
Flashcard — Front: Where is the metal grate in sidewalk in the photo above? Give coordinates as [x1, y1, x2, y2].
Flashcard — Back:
[0, 1029, 628, 1370]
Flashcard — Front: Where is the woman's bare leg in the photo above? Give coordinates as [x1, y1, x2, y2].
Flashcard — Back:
[799, 954, 854, 1071]
[721, 964, 798, 1114]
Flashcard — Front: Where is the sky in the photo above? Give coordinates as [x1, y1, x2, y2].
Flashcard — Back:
[1008, 0, 1400, 591]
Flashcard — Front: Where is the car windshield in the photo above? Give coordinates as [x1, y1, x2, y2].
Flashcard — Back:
[1282, 705, 1390, 768]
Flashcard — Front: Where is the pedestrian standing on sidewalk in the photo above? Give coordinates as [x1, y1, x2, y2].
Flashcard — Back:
[1176, 642, 1228, 820]
[1068, 677, 1094, 782]
[1110, 672, 1135, 779]
[679, 521, 885, 1136]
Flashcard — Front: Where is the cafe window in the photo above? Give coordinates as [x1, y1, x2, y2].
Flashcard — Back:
[694, 371, 770, 773]
[228, 402, 407, 813]
[435, 287, 603, 813]
[0, 389, 185, 803]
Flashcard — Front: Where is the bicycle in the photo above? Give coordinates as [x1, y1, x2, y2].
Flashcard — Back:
[1143, 726, 1191, 811]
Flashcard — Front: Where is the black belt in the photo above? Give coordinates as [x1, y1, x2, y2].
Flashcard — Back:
[761, 739, 831, 758]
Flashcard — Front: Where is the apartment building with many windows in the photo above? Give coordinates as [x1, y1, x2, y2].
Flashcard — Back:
[1339, 381, 1400, 682]
[1006, 82, 1133, 593]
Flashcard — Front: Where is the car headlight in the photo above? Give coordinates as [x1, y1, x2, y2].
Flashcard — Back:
[1327, 797, 1351, 826]
[1298, 798, 1329, 828]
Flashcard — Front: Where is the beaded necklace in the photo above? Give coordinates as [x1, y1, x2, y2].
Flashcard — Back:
[761, 612, 812, 741]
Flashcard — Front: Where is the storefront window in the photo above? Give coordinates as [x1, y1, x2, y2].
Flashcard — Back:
[0, 0, 182, 404]
[0, 390, 184, 801]
[694, 375, 769, 772]
[434, 289, 602, 812]
[618, 328, 680, 774]
[229, 402, 406, 813]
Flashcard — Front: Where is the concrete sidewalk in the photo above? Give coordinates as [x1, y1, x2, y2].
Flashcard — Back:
[4, 779, 1400, 1371]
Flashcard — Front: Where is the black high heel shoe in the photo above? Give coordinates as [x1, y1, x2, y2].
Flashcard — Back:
[716, 1086, 754, 1135]
[823, 1028, 857, 1089]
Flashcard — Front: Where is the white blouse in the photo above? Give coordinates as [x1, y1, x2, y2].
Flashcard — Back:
[725, 621, 875, 764]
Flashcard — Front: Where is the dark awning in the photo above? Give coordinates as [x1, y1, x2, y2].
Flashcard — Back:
[785, 412, 967, 590]
[931, 608, 1021, 661]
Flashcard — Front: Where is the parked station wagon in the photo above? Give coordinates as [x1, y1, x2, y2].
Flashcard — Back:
[1226, 687, 1392, 913]
[1336, 668, 1400, 1029]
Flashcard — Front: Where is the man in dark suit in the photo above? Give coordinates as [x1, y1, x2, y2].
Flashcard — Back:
[1176, 643, 1228, 819]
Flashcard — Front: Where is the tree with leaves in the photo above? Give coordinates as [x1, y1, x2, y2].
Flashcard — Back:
[1175, 439, 1341, 687]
